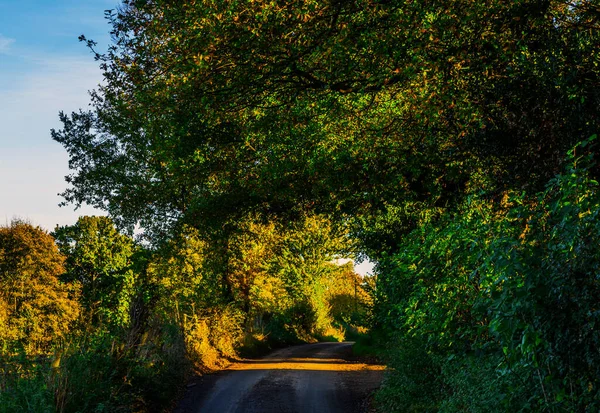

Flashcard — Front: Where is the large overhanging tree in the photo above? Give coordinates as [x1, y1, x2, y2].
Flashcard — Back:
[53, 0, 600, 241]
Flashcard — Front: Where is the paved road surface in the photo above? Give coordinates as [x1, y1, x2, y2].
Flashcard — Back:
[175, 342, 384, 413]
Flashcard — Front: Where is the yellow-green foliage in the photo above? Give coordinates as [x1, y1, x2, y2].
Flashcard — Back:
[157, 214, 363, 350]
[0, 221, 80, 355]
[184, 307, 244, 370]
[148, 225, 212, 323]
[267, 214, 358, 337]
[219, 213, 361, 341]
[228, 219, 281, 315]
[0, 214, 367, 412]
[325, 262, 373, 326]
[249, 273, 289, 316]
[148, 226, 246, 370]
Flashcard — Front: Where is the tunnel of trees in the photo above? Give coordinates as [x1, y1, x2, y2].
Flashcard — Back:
[2, 1, 600, 412]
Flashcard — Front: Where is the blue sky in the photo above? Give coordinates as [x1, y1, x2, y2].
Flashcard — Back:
[0, 0, 119, 230]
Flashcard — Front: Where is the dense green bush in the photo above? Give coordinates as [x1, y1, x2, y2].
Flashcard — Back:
[438, 353, 528, 413]
[376, 139, 600, 412]
[376, 335, 444, 413]
[0, 354, 54, 413]
[483, 140, 600, 411]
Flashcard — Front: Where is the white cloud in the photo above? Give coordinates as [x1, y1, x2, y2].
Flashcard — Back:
[0, 34, 15, 53]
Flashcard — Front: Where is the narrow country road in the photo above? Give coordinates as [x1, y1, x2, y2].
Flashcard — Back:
[174, 342, 385, 413]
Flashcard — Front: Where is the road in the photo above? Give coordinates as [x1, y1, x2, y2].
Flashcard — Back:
[174, 342, 385, 413]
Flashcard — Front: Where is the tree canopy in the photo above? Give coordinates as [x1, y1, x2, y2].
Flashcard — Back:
[53, 0, 600, 240]
[0, 221, 79, 354]
[53, 216, 138, 328]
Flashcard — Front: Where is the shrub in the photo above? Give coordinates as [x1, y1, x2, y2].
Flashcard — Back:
[375, 139, 600, 412]
[376, 335, 444, 413]
[184, 306, 244, 370]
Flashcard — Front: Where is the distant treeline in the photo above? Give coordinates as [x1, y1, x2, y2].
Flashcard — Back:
[0, 214, 371, 412]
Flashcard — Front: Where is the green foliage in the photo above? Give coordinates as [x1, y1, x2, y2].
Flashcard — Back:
[483, 138, 600, 411]
[0, 218, 189, 413]
[148, 224, 253, 369]
[269, 214, 356, 337]
[376, 140, 600, 412]
[0, 355, 54, 413]
[438, 353, 525, 413]
[145, 213, 363, 366]
[52, 337, 121, 412]
[376, 335, 444, 413]
[53, 216, 137, 329]
[54, 0, 600, 241]
[148, 224, 224, 321]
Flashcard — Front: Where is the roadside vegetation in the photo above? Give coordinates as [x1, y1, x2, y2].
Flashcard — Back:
[2, 0, 600, 412]
[373, 144, 600, 412]
[0, 215, 372, 412]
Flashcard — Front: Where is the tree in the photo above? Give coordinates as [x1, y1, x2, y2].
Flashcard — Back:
[268, 214, 356, 335]
[147, 224, 223, 322]
[227, 218, 281, 315]
[47, 2, 600, 410]
[326, 262, 373, 327]
[53, 1, 599, 241]
[53, 216, 137, 328]
[0, 220, 79, 354]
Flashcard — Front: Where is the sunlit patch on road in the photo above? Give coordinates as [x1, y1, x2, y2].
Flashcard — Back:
[227, 357, 386, 372]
